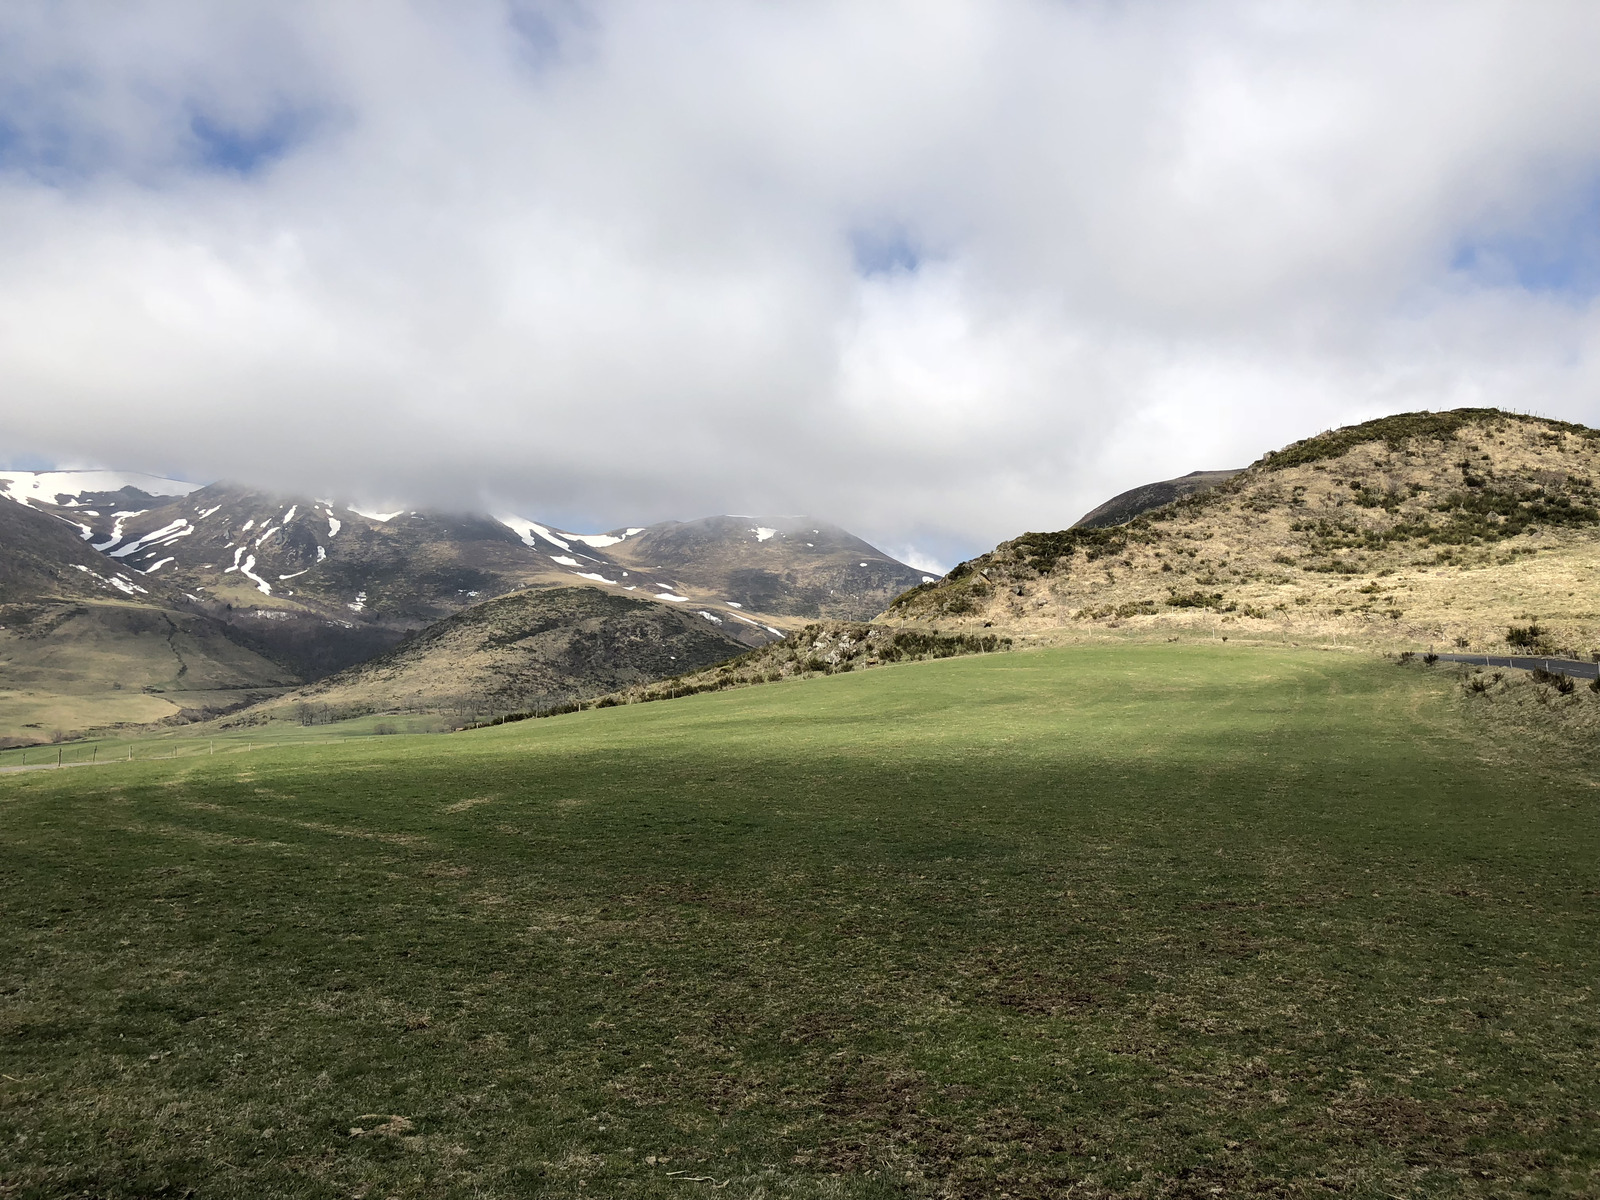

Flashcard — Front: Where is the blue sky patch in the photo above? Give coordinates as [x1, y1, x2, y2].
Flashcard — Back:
[1452, 178, 1600, 301]
[188, 106, 315, 177]
[506, 0, 593, 75]
[850, 226, 921, 277]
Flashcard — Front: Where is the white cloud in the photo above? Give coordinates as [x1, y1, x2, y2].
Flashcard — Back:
[1, 1, 1599, 561]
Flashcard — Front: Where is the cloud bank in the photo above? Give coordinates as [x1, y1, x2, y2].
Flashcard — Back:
[2, 0, 1600, 566]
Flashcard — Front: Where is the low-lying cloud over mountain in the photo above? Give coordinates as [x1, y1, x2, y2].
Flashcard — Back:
[3, 3, 1600, 565]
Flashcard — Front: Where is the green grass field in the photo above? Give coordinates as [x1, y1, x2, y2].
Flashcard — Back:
[0, 710, 447, 769]
[3, 645, 1598, 1198]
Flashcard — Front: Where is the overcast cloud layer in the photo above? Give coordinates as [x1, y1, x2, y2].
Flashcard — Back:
[3, 1, 1600, 568]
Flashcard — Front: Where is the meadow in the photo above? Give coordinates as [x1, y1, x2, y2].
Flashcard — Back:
[2, 644, 1597, 1198]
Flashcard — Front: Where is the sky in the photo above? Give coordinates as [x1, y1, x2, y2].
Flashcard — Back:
[2, 2, 1600, 572]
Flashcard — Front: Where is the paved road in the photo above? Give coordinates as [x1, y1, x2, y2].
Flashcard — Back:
[1431, 652, 1599, 680]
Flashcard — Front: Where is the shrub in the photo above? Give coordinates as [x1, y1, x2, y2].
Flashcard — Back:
[1165, 590, 1225, 609]
[1397, 651, 1415, 664]
[1007, 526, 1138, 573]
[1423, 653, 1439, 665]
[1532, 667, 1576, 694]
[1506, 623, 1546, 649]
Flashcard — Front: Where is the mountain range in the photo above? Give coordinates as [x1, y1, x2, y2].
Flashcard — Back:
[0, 470, 932, 742]
[14, 406, 1597, 744]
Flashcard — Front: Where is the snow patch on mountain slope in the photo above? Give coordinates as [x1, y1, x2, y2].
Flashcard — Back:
[497, 515, 571, 551]
[110, 519, 192, 558]
[350, 507, 403, 522]
[0, 470, 199, 507]
[91, 511, 145, 552]
[571, 527, 645, 548]
[239, 555, 272, 594]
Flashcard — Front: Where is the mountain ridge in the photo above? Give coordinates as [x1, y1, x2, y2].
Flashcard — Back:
[1074, 469, 1243, 529]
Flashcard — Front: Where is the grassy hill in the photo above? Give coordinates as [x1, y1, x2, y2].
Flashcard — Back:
[257, 586, 759, 726]
[4, 643, 1599, 1196]
[892, 409, 1600, 655]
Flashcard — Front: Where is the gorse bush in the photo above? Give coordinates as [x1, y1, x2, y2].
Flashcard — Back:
[1165, 590, 1225, 610]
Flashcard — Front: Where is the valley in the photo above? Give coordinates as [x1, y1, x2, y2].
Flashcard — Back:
[5, 643, 1598, 1197]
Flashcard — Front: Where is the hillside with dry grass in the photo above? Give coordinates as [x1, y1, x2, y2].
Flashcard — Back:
[890, 409, 1600, 656]
[250, 586, 759, 727]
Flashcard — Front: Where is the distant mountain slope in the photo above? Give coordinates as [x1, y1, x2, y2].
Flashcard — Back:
[605, 515, 932, 620]
[2, 465, 928, 626]
[0, 467, 927, 735]
[0, 591, 298, 746]
[262, 586, 757, 723]
[0, 497, 151, 604]
[889, 409, 1600, 655]
[1075, 469, 1243, 529]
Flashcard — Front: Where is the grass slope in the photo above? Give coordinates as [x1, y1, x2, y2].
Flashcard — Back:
[3, 646, 1599, 1197]
[0, 600, 297, 745]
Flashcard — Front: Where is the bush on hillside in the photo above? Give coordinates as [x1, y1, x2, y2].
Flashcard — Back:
[1507, 624, 1548, 650]
[1165, 590, 1225, 609]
